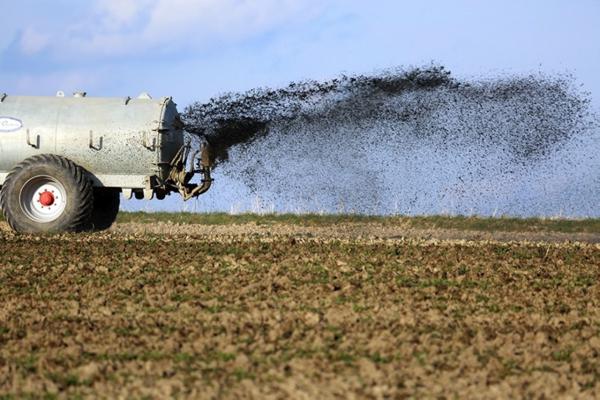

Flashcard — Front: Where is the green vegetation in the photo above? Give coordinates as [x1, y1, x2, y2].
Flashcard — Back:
[115, 211, 600, 233]
[1, 210, 597, 233]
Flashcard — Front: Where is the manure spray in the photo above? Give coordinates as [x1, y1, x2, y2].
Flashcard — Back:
[183, 66, 598, 217]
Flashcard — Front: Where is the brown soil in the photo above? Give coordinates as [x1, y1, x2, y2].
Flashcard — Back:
[1, 220, 599, 398]
[111, 221, 600, 244]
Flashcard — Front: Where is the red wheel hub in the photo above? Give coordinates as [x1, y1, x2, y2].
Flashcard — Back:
[39, 191, 55, 207]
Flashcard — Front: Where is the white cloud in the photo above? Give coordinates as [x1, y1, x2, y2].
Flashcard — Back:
[96, 0, 153, 27]
[141, 0, 312, 43]
[14, 0, 324, 58]
[19, 27, 50, 55]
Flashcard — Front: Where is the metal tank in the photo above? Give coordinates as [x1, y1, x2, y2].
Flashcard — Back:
[0, 91, 212, 233]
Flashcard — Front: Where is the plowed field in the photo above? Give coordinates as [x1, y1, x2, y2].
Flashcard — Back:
[1, 215, 599, 399]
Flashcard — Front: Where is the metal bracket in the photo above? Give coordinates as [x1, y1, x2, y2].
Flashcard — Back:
[89, 131, 103, 150]
[170, 142, 213, 201]
[26, 129, 39, 148]
[143, 132, 156, 151]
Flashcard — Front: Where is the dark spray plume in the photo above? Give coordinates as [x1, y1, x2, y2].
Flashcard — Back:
[184, 66, 458, 164]
[182, 66, 597, 216]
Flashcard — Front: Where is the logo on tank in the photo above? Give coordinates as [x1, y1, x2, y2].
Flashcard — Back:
[0, 117, 23, 132]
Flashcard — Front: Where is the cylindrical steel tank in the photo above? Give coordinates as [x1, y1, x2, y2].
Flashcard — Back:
[0, 92, 184, 189]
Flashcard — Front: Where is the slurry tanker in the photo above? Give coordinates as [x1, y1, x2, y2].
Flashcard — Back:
[0, 92, 212, 233]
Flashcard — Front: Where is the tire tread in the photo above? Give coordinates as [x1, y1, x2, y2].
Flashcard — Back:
[0, 155, 94, 232]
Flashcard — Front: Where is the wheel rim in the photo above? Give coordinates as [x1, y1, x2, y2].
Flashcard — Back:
[19, 176, 67, 223]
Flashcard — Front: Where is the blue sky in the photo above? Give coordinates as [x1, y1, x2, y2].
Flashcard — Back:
[1, 0, 599, 106]
[1, 0, 599, 215]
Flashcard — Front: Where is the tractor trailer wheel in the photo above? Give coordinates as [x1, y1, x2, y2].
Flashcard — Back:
[90, 188, 120, 231]
[0, 155, 93, 233]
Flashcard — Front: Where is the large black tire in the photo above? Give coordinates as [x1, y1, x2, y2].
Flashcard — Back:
[0, 155, 93, 233]
[90, 188, 120, 231]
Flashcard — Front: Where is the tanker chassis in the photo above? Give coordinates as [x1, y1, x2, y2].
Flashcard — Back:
[0, 92, 212, 233]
